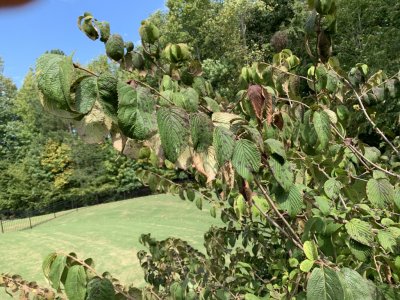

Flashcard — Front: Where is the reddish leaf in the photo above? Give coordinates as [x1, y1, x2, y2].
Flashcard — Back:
[273, 113, 284, 130]
[262, 87, 273, 125]
[247, 85, 273, 125]
[247, 85, 264, 121]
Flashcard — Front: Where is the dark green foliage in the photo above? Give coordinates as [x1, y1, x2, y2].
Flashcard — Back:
[86, 278, 115, 300]
[190, 112, 213, 152]
[157, 107, 189, 162]
[74, 76, 98, 114]
[7, 0, 400, 298]
[105, 34, 125, 61]
[36, 53, 74, 110]
[213, 126, 235, 168]
[97, 72, 118, 118]
[232, 139, 261, 182]
[139, 21, 160, 44]
[117, 83, 156, 140]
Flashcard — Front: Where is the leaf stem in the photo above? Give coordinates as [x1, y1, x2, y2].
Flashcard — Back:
[254, 179, 303, 248]
[334, 71, 399, 155]
[62, 252, 135, 300]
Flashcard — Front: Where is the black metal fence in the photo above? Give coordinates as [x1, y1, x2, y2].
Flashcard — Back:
[0, 199, 79, 234]
[0, 187, 152, 234]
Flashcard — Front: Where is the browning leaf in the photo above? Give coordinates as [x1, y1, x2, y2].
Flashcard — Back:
[247, 85, 264, 121]
[273, 113, 284, 130]
[247, 85, 273, 125]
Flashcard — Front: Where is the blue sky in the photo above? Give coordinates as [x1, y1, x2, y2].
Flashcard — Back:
[0, 0, 166, 86]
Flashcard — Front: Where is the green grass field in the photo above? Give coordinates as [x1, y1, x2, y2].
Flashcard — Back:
[0, 194, 220, 290]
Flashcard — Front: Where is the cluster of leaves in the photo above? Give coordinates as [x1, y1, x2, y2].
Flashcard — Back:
[0, 59, 150, 212]
[5, 0, 400, 298]
[1, 253, 143, 300]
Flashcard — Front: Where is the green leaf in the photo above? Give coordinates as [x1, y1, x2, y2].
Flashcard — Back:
[210, 206, 217, 218]
[395, 256, 400, 270]
[302, 110, 318, 146]
[94, 21, 110, 42]
[212, 112, 243, 128]
[80, 17, 99, 41]
[49, 254, 67, 290]
[377, 230, 397, 253]
[234, 195, 247, 220]
[65, 265, 87, 300]
[195, 197, 203, 210]
[394, 187, 400, 211]
[105, 34, 124, 61]
[117, 83, 156, 140]
[348, 239, 371, 262]
[171, 91, 185, 108]
[336, 105, 349, 123]
[75, 76, 98, 114]
[315, 196, 331, 215]
[324, 178, 343, 200]
[339, 268, 375, 300]
[300, 259, 314, 272]
[42, 252, 57, 280]
[36, 53, 74, 110]
[213, 126, 235, 168]
[313, 110, 331, 149]
[190, 112, 213, 152]
[289, 258, 299, 268]
[307, 267, 345, 300]
[132, 52, 145, 70]
[276, 184, 303, 217]
[86, 277, 115, 300]
[251, 195, 269, 218]
[186, 189, 196, 202]
[181, 87, 199, 112]
[157, 107, 189, 162]
[265, 138, 286, 160]
[232, 139, 261, 182]
[242, 125, 264, 151]
[303, 240, 318, 261]
[366, 178, 394, 208]
[204, 97, 220, 112]
[364, 147, 381, 163]
[345, 219, 374, 246]
[97, 72, 118, 118]
[244, 294, 261, 300]
[139, 21, 160, 44]
[269, 156, 294, 191]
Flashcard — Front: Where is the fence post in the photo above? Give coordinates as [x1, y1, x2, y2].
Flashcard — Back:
[28, 212, 32, 229]
[0, 218, 4, 234]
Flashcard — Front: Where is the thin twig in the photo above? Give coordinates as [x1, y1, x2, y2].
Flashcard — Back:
[143, 169, 216, 204]
[252, 202, 303, 249]
[334, 71, 399, 155]
[141, 44, 168, 74]
[267, 63, 313, 83]
[73, 63, 98, 77]
[228, 91, 247, 113]
[276, 96, 310, 108]
[373, 255, 383, 283]
[62, 253, 135, 300]
[360, 73, 399, 97]
[332, 126, 400, 179]
[254, 179, 303, 246]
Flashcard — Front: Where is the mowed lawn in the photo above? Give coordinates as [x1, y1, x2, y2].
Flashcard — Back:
[0, 194, 221, 289]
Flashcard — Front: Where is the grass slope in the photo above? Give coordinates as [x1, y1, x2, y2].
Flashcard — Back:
[0, 194, 220, 289]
